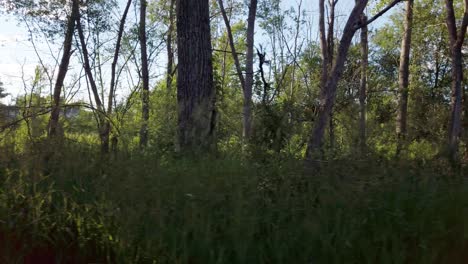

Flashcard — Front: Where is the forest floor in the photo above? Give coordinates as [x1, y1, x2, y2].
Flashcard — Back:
[1, 145, 468, 263]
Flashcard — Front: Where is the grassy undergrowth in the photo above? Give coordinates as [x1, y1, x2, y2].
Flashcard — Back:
[1, 146, 468, 263]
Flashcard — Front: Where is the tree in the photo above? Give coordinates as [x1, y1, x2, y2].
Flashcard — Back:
[0, 79, 6, 100]
[48, 0, 79, 138]
[395, 0, 414, 155]
[176, 0, 216, 151]
[244, 0, 257, 140]
[103, 0, 133, 153]
[445, 0, 468, 162]
[165, 0, 176, 92]
[217, 0, 257, 141]
[76, 6, 107, 152]
[318, 0, 338, 151]
[305, 0, 403, 170]
[359, 14, 368, 154]
[139, 0, 150, 148]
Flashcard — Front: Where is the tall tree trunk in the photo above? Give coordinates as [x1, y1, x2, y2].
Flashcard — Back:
[243, 0, 257, 140]
[318, 0, 328, 94]
[176, 0, 216, 151]
[445, 0, 468, 162]
[305, 0, 402, 170]
[217, 0, 257, 141]
[326, 0, 337, 152]
[326, 0, 337, 72]
[139, 0, 150, 148]
[76, 12, 107, 153]
[166, 0, 175, 92]
[395, 0, 414, 156]
[48, 0, 79, 138]
[102, 0, 133, 153]
[217, 0, 245, 91]
[359, 14, 368, 154]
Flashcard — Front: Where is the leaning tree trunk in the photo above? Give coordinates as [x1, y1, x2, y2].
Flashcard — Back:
[359, 14, 368, 154]
[102, 0, 133, 153]
[76, 12, 108, 153]
[305, 2, 367, 167]
[304, 0, 403, 171]
[445, 0, 468, 162]
[139, 0, 150, 149]
[395, 0, 414, 156]
[48, 0, 79, 138]
[176, 0, 216, 151]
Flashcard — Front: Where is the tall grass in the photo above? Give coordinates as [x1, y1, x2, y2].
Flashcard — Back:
[1, 145, 467, 263]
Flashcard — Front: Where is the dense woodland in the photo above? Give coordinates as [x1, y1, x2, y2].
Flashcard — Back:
[0, 0, 467, 262]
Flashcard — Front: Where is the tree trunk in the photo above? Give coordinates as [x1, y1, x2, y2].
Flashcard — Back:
[48, 0, 79, 138]
[305, 1, 368, 169]
[304, 0, 403, 171]
[445, 0, 468, 162]
[166, 0, 175, 92]
[359, 14, 368, 154]
[76, 12, 108, 153]
[326, 0, 337, 72]
[217, 0, 245, 90]
[243, 0, 257, 140]
[318, 0, 328, 93]
[217, 0, 256, 141]
[176, 0, 216, 151]
[395, 0, 414, 156]
[139, 0, 150, 149]
[102, 0, 133, 153]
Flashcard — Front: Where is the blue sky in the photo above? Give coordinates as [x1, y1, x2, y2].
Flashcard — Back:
[0, 0, 396, 104]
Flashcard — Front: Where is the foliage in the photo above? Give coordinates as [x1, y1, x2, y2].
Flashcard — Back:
[1, 149, 468, 263]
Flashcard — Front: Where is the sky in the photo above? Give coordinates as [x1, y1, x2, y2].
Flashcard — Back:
[0, 0, 397, 105]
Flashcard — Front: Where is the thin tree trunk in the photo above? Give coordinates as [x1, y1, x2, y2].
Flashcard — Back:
[139, 0, 150, 148]
[396, 0, 414, 156]
[48, 0, 79, 138]
[166, 0, 175, 92]
[102, 0, 133, 153]
[177, 0, 216, 151]
[326, 0, 337, 72]
[445, 0, 468, 162]
[76, 12, 108, 153]
[243, 0, 257, 140]
[318, 0, 328, 94]
[326, 1, 337, 152]
[217, 0, 256, 141]
[359, 14, 368, 154]
[217, 0, 245, 90]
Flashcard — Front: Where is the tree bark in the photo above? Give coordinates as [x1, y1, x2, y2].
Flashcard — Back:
[217, 0, 245, 91]
[217, 0, 257, 140]
[395, 0, 414, 156]
[304, 0, 403, 171]
[326, 0, 337, 152]
[139, 0, 150, 149]
[47, 0, 79, 138]
[306, 2, 367, 166]
[244, 0, 257, 140]
[445, 0, 468, 162]
[359, 14, 368, 154]
[102, 0, 132, 153]
[76, 12, 108, 153]
[176, 0, 216, 151]
[318, 0, 328, 93]
[166, 0, 176, 92]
